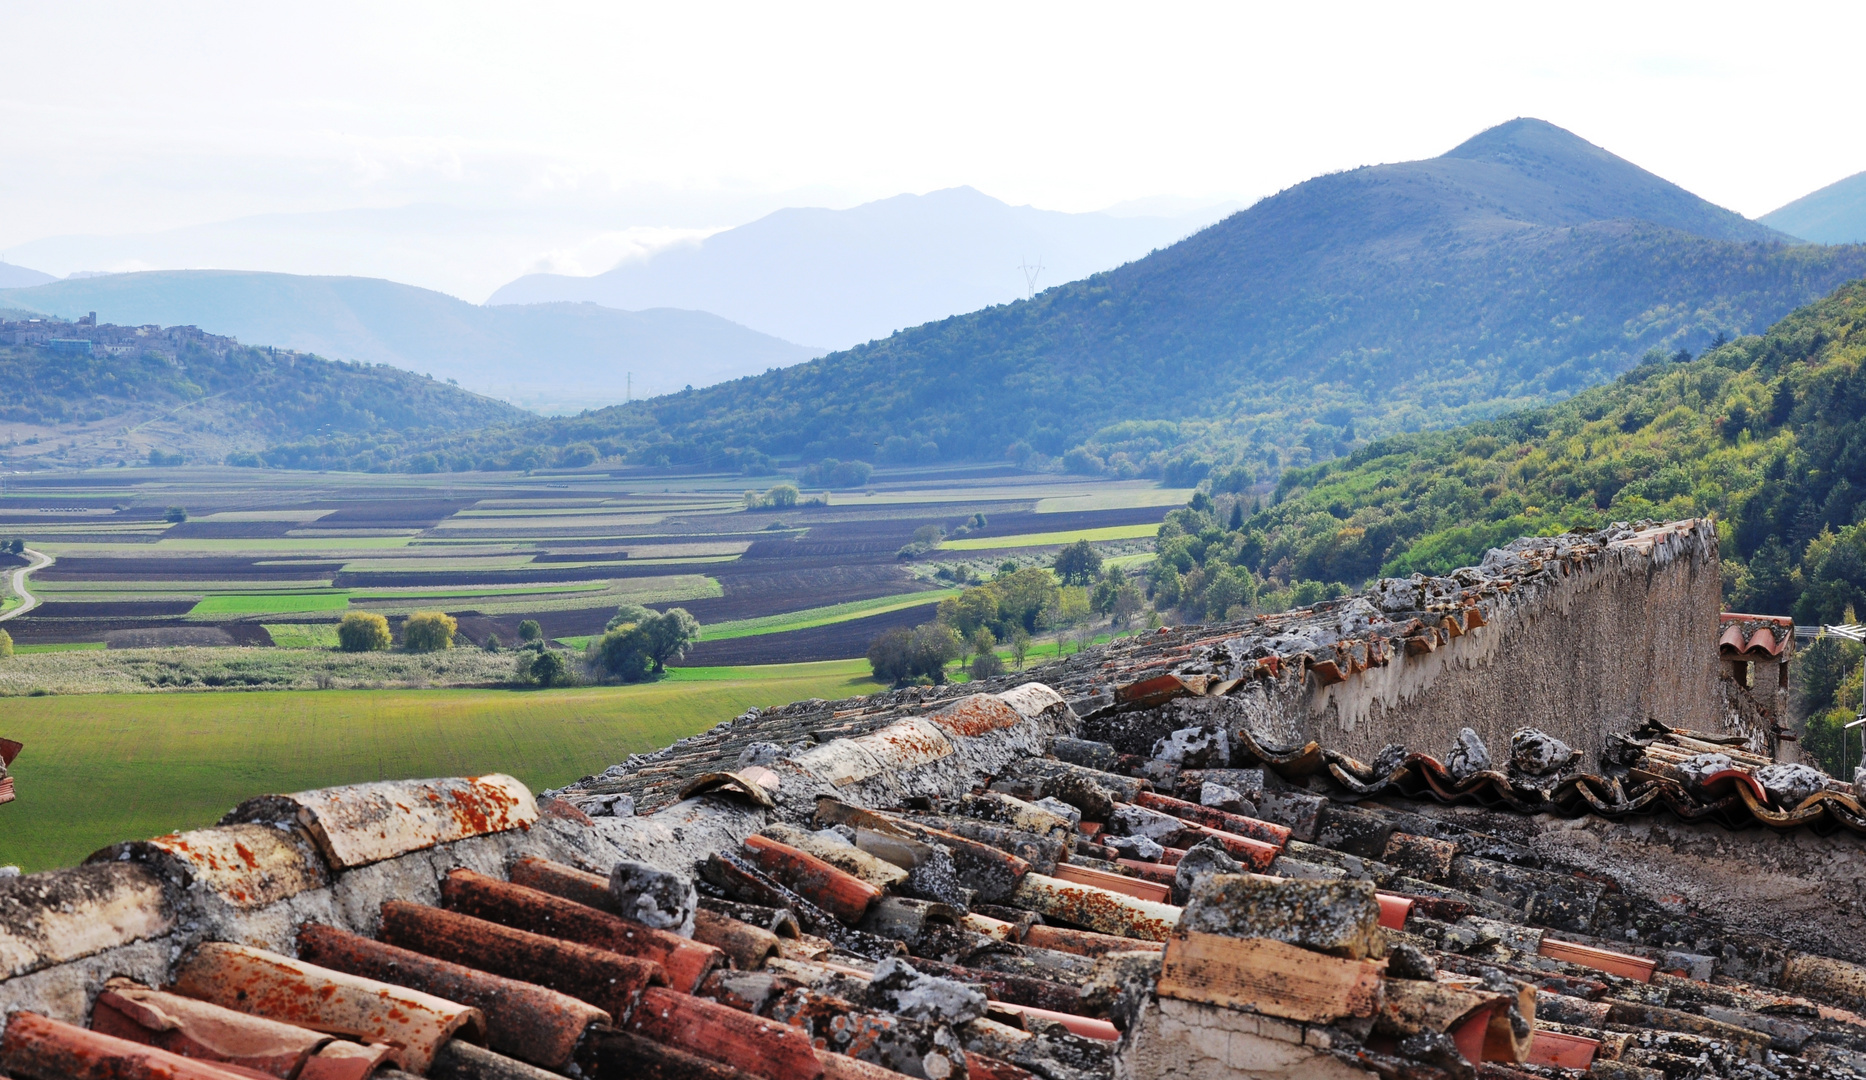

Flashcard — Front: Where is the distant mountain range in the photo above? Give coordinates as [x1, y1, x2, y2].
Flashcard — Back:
[0, 272, 817, 414]
[282, 119, 1866, 477]
[0, 262, 55, 289]
[488, 187, 1235, 350]
[1762, 171, 1866, 244]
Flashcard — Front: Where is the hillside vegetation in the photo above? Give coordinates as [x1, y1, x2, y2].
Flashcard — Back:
[258, 119, 1866, 476]
[0, 320, 526, 468]
[1154, 277, 1866, 634]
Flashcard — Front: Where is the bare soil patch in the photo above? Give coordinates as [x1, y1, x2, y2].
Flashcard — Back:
[106, 625, 275, 649]
[23, 600, 199, 618]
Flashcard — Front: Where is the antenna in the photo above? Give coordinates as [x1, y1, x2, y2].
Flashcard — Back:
[1019, 257, 1045, 298]
[627, 372, 632, 403]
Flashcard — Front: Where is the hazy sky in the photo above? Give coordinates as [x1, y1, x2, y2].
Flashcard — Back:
[4, 2, 1864, 271]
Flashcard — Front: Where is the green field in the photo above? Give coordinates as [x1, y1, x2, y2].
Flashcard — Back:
[0, 660, 878, 873]
[190, 592, 352, 615]
[701, 589, 959, 640]
[941, 523, 1161, 550]
[15, 642, 108, 654]
[263, 624, 342, 648]
[559, 588, 961, 649]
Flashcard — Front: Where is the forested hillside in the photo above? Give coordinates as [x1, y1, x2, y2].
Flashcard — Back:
[1153, 277, 1866, 628]
[0, 320, 526, 469]
[258, 119, 1866, 476]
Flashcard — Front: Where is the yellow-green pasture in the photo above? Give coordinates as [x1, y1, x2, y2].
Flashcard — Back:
[0, 660, 877, 873]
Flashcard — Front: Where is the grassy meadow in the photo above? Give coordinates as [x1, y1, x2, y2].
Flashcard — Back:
[0, 659, 878, 873]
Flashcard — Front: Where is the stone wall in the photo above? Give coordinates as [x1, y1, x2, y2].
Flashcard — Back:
[1081, 521, 1728, 776]
[1307, 520, 1723, 767]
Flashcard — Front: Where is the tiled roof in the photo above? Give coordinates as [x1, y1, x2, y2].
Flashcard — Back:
[1719, 613, 1794, 659]
[5, 519, 1863, 1080]
[0, 738, 18, 807]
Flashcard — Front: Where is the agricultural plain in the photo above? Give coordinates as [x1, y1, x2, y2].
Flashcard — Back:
[0, 463, 1176, 669]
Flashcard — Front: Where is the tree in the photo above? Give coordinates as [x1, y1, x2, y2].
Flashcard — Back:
[1045, 586, 1091, 657]
[1229, 501, 1245, 530]
[607, 603, 654, 631]
[1091, 568, 1123, 615]
[336, 612, 391, 652]
[526, 650, 568, 687]
[867, 627, 915, 686]
[517, 619, 542, 643]
[1054, 540, 1103, 585]
[164, 506, 188, 524]
[0, 628, 12, 658]
[970, 652, 1005, 680]
[1112, 583, 1145, 626]
[909, 622, 963, 683]
[969, 626, 996, 667]
[483, 632, 502, 652]
[403, 611, 457, 652]
[1009, 628, 1032, 670]
[642, 607, 700, 672]
[765, 484, 799, 508]
[556, 442, 598, 468]
[597, 626, 654, 682]
[995, 567, 1061, 633]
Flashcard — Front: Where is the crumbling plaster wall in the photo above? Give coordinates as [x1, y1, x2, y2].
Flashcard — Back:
[1310, 522, 1724, 767]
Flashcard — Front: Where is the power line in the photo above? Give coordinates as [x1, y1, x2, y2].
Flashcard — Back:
[1019, 257, 1045, 298]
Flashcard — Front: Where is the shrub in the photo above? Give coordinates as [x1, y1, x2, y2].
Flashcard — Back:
[336, 612, 392, 652]
[0, 628, 12, 658]
[970, 652, 1003, 680]
[517, 619, 542, 642]
[163, 506, 188, 523]
[483, 633, 502, 652]
[403, 611, 457, 652]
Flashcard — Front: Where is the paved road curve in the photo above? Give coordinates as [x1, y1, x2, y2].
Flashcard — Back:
[0, 548, 52, 623]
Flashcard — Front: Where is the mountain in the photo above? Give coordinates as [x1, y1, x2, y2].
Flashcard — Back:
[1762, 171, 1866, 244]
[241, 119, 1866, 477]
[0, 316, 526, 469]
[488, 187, 1228, 350]
[0, 271, 819, 414]
[0, 262, 55, 289]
